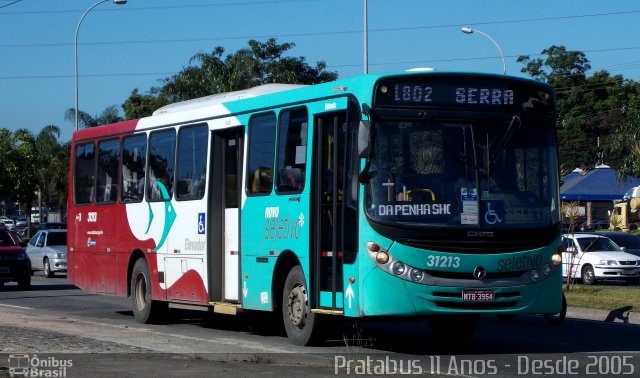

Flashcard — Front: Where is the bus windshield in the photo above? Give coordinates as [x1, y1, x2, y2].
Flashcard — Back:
[365, 116, 559, 228]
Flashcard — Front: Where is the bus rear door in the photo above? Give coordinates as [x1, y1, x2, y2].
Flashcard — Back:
[208, 127, 243, 303]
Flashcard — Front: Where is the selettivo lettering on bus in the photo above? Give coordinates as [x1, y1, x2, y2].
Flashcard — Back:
[378, 203, 451, 216]
[264, 206, 305, 240]
[455, 88, 514, 105]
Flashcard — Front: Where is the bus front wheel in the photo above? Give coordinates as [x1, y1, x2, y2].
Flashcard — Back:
[282, 265, 319, 345]
[131, 258, 166, 324]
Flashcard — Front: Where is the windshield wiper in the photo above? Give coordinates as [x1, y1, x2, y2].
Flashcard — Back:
[489, 115, 521, 165]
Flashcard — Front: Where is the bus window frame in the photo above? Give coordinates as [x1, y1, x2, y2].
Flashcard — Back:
[175, 123, 209, 202]
[95, 137, 121, 205]
[274, 106, 309, 196]
[73, 140, 97, 206]
[146, 128, 177, 203]
[120, 132, 148, 204]
[245, 111, 277, 197]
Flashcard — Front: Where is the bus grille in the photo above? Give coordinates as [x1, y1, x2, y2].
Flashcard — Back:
[433, 291, 520, 310]
[432, 291, 520, 310]
[427, 270, 527, 280]
[398, 239, 544, 253]
[434, 301, 518, 310]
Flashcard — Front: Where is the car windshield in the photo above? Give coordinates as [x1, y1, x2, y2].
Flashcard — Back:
[0, 230, 18, 246]
[365, 118, 559, 228]
[577, 237, 622, 252]
[47, 232, 67, 246]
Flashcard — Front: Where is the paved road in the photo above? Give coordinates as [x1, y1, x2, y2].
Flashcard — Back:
[0, 274, 639, 377]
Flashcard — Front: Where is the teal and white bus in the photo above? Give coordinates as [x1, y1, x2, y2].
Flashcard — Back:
[68, 70, 563, 345]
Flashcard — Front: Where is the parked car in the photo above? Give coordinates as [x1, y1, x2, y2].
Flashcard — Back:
[26, 229, 67, 278]
[562, 233, 640, 285]
[15, 216, 27, 228]
[2, 219, 16, 231]
[598, 231, 640, 258]
[0, 226, 31, 289]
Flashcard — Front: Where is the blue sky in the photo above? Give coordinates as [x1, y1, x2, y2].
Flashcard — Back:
[2, 0, 640, 142]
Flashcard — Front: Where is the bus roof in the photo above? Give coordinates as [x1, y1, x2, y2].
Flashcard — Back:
[71, 70, 553, 141]
[152, 83, 307, 116]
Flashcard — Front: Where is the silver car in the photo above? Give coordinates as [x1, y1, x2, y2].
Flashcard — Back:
[26, 229, 67, 278]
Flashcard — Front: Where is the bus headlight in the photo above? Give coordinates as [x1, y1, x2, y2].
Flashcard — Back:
[551, 254, 562, 266]
[542, 264, 552, 276]
[410, 268, 424, 282]
[529, 270, 540, 282]
[392, 262, 406, 275]
[375, 251, 390, 264]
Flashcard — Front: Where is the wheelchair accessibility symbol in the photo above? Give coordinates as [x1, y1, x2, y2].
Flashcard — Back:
[198, 213, 206, 234]
[483, 202, 503, 225]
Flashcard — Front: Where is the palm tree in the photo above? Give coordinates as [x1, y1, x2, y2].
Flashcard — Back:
[35, 125, 68, 221]
[65, 105, 123, 129]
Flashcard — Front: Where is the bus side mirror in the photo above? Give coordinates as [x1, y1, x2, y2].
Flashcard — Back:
[357, 120, 371, 158]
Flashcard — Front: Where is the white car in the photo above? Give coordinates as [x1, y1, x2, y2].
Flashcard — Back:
[2, 219, 15, 231]
[562, 233, 640, 285]
[26, 229, 67, 278]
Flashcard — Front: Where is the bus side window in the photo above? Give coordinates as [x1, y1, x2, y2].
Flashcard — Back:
[246, 112, 276, 195]
[147, 129, 176, 202]
[96, 138, 120, 204]
[176, 124, 208, 201]
[251, 168, 273, 193]
[121, 134, 147, 203]
[74, 142, 95, 205]
[276, 107, 308, 194]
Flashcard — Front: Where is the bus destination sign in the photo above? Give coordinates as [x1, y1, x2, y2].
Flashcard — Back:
[374, 76, 554, 113]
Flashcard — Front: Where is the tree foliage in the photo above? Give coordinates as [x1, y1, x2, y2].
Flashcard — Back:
[519, 46, 640, 176]
[0, 125, 68, 222]
[122, 38, 338, 119]
[64, 105, 124, 129]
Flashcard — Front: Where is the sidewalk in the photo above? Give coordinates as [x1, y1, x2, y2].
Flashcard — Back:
[567, 306, 640, 324]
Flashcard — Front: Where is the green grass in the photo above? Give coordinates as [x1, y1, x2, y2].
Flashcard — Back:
[564, 285, 640, 311]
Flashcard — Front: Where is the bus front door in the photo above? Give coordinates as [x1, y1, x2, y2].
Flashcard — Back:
[314, 112, 347, 311]
[208, 128, 243, 303]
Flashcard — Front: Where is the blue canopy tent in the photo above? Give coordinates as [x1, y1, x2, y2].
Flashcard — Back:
[560, 165, 640, 201]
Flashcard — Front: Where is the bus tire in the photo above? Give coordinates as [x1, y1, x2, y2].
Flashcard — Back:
[544, 293, 567, 326]
[131, 258, 166, 324]
[282, 265, 319, 345]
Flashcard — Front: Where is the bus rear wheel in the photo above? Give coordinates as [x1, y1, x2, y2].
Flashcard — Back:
[282, 265, 319, 345]
[131, 258, 166, 324]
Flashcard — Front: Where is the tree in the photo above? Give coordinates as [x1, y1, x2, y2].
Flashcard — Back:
[34, 125, 68, 217]
[518, 46, 640, 174]
[124, 38, 338, 117]
[65, 105, 124, 128]
[122, 88, 169, 120]
[10, 129, 39, 219]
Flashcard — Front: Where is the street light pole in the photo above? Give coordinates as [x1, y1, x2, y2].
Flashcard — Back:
[461, 26, 506, 75]
[75, 0, 127, 131]
[364, 0, 368, 74]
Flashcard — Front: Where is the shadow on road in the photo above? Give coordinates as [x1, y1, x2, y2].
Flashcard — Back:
[110, 305, 640, 356]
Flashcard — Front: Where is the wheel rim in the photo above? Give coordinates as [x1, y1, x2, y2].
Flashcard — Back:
[134, 273, 147, 311]
[44, 260, 50, 275]
[584, 268, 594, 283]
[287, 284, 307, 329]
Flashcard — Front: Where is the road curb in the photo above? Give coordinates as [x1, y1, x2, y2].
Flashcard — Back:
[567, 306, 640, 324]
